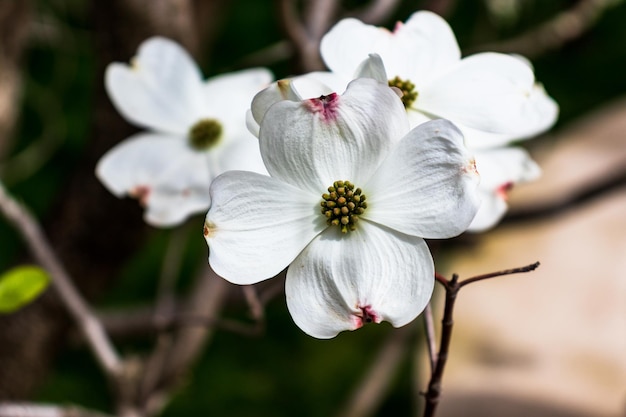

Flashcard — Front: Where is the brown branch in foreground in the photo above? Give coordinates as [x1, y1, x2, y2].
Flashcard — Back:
[0, 182, 122, 378]
[473, 0, 616, 58]
[422, 262, 540, 417]
[0, 403, 114, 417]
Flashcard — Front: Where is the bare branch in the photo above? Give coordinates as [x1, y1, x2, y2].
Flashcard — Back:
[242, 285, 264, 321]
[0, 182, 122, 378]
[422, 303, 437, 373]
[422, 262, 540, 417]
[458, 261, 540, 288]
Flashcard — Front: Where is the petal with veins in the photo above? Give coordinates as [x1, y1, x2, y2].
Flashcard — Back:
[205, 171, 326, 284]
[259, 78, 409, 194]
[418, 53, 545, 136]
[105, 37, 205, 134]
[286, 221, 434, 339]
[364, 119, 480, 238]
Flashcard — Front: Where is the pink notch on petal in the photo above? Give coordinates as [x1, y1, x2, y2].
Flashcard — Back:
[351, 304, 381, 329]
[496, 181, 514, 201]
[129, 185, 151, 207]
[304, 93, 339, 122]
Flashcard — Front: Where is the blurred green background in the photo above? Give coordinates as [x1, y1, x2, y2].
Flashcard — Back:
[1, 0, 625, 416]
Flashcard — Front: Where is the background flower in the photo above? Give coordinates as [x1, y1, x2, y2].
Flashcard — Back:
[319, 11, 558, 232]
[96, 37, 272, 226]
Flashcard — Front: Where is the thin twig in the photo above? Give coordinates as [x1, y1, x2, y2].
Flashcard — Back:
[138, 265, 230, 416]
[242, 285, 264, 321]
[0, 182, 122, 378]
[0, 403, 114, 417]
[422, 262, 540, 417]
[422, 303, 437, 373]
[458, 262, 540, 289]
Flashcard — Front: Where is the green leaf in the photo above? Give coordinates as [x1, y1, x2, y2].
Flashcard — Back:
[0, 265, 50, 313]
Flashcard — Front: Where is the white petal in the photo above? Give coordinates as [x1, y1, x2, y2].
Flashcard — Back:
[285, 221, 434, 339]
[249, 79, 301, 131]
[354, 54, 388, 83]
[461, 83, 559, 149]
[216, 132, 268, 176]
[394, 11, 461, 85]
[467, 146, 540, 232]
[321, 18, 393, 79]
[259, 78, 409, 194]
[419, 52, 553, 137]
[466, 187, 508, 232]
[105, 37, 205, 134]
[321, 12, 460, 89]
[202, 68, 273, 134]
[364, 119, 480, 238]
[205, 171, 326, 284]
[96, 133, 212, 227]
[295, 71, 348, 96]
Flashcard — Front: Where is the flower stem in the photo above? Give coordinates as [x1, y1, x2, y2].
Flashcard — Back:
[422, 262, 540, 417]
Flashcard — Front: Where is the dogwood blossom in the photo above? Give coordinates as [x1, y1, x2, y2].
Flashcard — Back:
[96, 37, 272, 226]
[319, 11, 558, 231]
[205, 78, 480, 338]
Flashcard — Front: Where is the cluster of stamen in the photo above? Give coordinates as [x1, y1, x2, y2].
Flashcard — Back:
[189, 118, 223, 150]
[388, 76, 418, 109]
[320, 180, 367, 233]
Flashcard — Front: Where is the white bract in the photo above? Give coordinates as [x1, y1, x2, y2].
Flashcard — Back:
[205, 78, 480, 338]
[319, 11, 558, 232]
[96, 37, 272, 227]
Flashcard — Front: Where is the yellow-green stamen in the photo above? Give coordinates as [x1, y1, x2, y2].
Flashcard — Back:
[189, 118, 223, 150]
[320, 180, 367, 233]
[388, 76, 418, 109]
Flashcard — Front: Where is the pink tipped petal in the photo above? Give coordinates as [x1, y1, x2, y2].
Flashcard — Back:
[144, 184, 211, 227]
[259, 78, 409, 194]
[467, 188, 508, 232]
[96, 133, 212, 227]
[285, 221, 434, 339]
[363, 119, 480, 238]
[105, 37, 205, 134]
[205, 171, 326, 285]
[467, 147, 540, 232]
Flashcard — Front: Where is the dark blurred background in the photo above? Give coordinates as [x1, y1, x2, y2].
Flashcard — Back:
[0, 1, 624, 416]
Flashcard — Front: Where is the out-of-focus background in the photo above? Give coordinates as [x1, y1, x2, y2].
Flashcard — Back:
[0, 1, 624, 416]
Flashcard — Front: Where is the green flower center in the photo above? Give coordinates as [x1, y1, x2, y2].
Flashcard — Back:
[189, 118, 223, 150]
[320, 180, 367, 233]
[388, 76, 418, 109]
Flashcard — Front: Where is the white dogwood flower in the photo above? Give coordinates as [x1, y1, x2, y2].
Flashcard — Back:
[205, 78, 480, 338]
[96, 37, 272, 227]
[319, 11, 558, 232]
